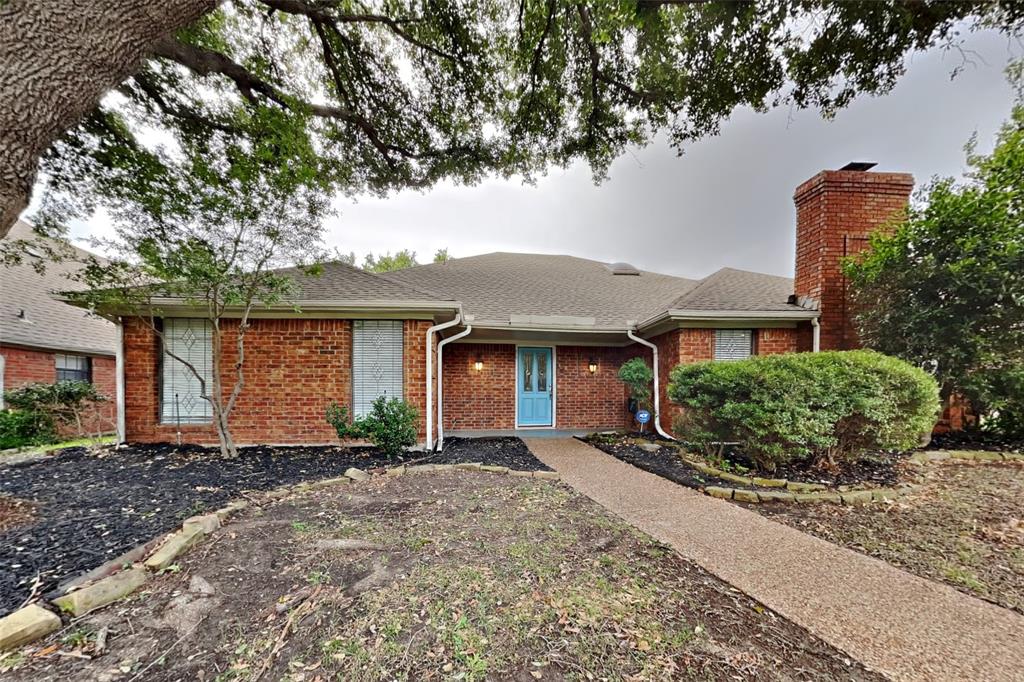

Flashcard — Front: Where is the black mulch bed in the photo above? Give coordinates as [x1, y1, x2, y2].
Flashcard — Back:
[928, 430, 1023, 454]
[0, 437, 543, 617]
[585, 433, 903, 489]
[423, 436, 553, 471]
[582, 436, 753, 491]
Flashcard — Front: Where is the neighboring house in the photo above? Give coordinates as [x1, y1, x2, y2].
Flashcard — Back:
[0, 220, 117, 429]
[71, 165, 922, 447]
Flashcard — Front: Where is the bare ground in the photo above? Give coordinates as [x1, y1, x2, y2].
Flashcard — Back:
[753, 460, 1024, 614]
[2, 472, 877, 681]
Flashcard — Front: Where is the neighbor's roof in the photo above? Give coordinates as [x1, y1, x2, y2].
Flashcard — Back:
[0, 220, 118, 356]
[384, 253, 812, 330]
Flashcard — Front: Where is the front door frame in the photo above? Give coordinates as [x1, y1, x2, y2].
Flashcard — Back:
[514, 344, 556, 428]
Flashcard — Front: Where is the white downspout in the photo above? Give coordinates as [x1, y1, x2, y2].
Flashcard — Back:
[115, 318, 126, 444]
[811, 317, 821, 352]
[626, 321, 675, 441]
[425, 311, 462, 451]
[436, 315, 474, 451]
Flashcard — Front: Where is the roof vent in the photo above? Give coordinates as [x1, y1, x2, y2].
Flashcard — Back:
[607, 262, 640, 276]
[839, 161, 877, 172]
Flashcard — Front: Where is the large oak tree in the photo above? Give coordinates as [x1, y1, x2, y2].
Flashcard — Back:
[2, 1, 1022, 236]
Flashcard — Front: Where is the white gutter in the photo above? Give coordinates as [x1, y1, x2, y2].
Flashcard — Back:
[425, 311, 462, 451]
[626, 321, 675, 441]
[115, 318, 126, 444]
[436, 315, 474, 451]
[811, 317, 821, 352]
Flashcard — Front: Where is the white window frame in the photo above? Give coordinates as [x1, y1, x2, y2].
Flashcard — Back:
[714, 329, 754, 361]
[352, 320, 404, 417]
[56, 353, 92, 383]
[161, 318, 213, 424]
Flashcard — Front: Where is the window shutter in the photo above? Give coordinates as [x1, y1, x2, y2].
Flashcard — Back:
[714, 329, 753, 361]
[161, 318, 213, 423]
[352, 320, 403, 417]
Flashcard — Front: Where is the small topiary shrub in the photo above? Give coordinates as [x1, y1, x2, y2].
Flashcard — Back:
[667, 350, 940, 472]
[326, 396, 419, 457]
[618, 357, 653, 411]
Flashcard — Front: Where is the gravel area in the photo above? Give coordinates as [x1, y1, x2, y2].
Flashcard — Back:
[424, 436, 552, 471]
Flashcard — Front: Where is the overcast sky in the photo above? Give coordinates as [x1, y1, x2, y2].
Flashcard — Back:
[62, 28, 1019, 281]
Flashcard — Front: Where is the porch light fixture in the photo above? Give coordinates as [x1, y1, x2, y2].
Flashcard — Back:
[588, 358, 598, 374]
[474, 358, 484, 371]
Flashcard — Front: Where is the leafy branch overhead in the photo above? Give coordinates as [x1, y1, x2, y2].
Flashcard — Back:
[32, 0, 1024, 230]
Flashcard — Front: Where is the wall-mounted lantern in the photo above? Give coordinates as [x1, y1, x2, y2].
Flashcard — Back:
[474, 358, 484, 372]
[588, 358, 598, 374]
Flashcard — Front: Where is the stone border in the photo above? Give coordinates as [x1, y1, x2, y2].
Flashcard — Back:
[909, 449, 1024, 464]
[704, 484, 918, 505]
[0, 462, 559, 652]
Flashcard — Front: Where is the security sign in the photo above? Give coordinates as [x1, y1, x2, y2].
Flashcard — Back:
[635, 409, 651, 424]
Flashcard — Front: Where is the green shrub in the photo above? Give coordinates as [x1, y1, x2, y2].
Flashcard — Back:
[325, 396, 418, 457]
[0, 409, 56, 450]
[667, 350, 940, 472]
[4, 381, 107, 437]
[618, 357, 653, 410]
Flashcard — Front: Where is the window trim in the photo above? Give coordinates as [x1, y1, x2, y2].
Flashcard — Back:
[351, 319, 405, 418]
[713, 329, 754, 362]
[159, 318, 214, 425]
[55, 353, 92, 384]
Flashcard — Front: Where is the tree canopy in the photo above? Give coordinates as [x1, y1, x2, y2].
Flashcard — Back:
[845, 66, 1024, 437]
[22, 0, 1024, 235]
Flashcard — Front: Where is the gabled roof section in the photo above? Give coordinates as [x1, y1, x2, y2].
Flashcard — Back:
[1, 220, 118, 356]
[381, 252, 701, 329]
[669, 267, 803, 313]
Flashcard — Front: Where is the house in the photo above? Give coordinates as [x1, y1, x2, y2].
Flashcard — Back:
[0, 220, 117, 430]
[72, 165, 922, 447]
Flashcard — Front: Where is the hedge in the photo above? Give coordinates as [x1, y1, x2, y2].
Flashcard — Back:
[667, 350, 940, 472]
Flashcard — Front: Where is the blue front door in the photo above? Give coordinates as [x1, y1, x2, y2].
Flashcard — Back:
[517, 347, 553, 426]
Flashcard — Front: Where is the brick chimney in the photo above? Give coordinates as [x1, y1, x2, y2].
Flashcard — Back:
[793, 163, 914, 350]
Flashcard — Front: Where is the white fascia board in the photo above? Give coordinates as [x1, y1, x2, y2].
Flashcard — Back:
[637, 308, 820, 329]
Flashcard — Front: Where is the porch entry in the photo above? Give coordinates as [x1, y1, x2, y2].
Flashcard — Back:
[516, 347, 553, 427]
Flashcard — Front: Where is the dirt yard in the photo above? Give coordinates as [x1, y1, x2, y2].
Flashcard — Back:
[755, 460, 1024, 614]
[3, 472, 878, 681]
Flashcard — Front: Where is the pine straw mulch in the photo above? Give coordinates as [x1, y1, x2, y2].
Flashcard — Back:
[3, 472, 879, 681]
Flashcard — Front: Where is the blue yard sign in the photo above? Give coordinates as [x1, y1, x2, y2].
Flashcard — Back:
[635, 410, 651, 424]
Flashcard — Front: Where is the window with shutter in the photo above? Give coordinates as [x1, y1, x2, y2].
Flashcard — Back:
[55, 354, 92, 383]
[352, 320, 403, 417]
[714, 329, 753, 361]
[161, 318, 213, 423]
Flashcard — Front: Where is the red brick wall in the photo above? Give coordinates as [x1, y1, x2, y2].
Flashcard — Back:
[556, 346, 643, 429]
[793, 170, 913, 350]
[441, 343, 647, 432]
[756, 328, 798, 355]
[441, 343, 516, 431]
[403, 320, 431, 438]
[124, 317, 356, 445]
[1, 344, 116, 434]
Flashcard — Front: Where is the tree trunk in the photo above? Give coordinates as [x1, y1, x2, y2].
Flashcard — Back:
[0, 0, 219, 235]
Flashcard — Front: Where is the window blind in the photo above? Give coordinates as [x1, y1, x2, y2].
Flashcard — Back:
[161, 318, 213, 423]
[56, 354, 92, 383]
[352, 320, 403, 417]
[714, 329, 753, 361]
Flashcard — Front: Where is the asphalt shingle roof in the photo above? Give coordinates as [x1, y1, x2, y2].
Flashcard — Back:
[1, 221, 118, 356]
[271, 261, 452, 304]
[383, 254, 806, 328]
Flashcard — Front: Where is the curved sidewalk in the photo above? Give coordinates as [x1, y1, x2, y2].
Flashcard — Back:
[525, 437, 1024, 682]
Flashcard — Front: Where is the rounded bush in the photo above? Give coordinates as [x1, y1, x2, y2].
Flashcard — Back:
[666, 350, 940, 472]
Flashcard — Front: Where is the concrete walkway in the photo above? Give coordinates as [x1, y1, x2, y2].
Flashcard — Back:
[525, 437, 1024, 682]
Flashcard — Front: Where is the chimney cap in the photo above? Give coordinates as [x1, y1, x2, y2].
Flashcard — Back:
[839, 161, 877, 172]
